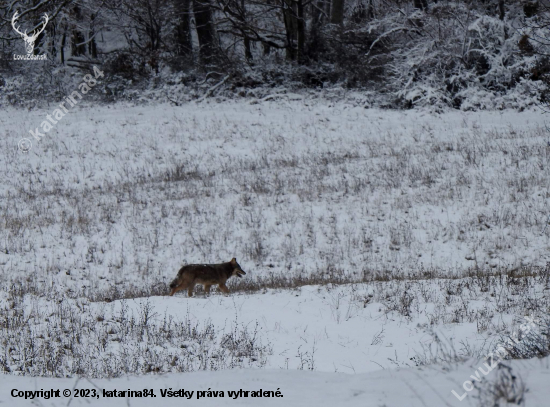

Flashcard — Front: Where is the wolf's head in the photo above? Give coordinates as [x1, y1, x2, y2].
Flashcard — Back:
[230, 257, 246, 278]
[169, 266, 185, 293]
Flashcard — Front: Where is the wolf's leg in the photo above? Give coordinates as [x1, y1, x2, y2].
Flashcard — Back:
[187, 282, 196, 297]
[170, 274, 192, 296]
[218, 284, 230, 294]
[204, 284, 211, 295]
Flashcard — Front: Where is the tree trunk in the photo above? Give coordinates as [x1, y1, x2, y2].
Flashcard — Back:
[61, 29, 66, 64]
[48, 22, 56, 59]
[70, 5, 86, 56]
[89, 13, 98, 59]
[331, 0, 344, 25]
[89, 36, 98, 59]
[244, 38, 253, 62]
[309, 0, 326, 59]
[296, 0, 305, 62]
[193, 0, 218, 64]
[241, 0, 253, 63]
[175, 0, 193, 56]
[72, 31, 86, 56]
[282, 0, 296, 60]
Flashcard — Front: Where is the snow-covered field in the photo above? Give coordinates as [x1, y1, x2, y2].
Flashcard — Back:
[3, 101, 550, 282]
[1, 357, 550, 406]
[1, 100, 549, 406]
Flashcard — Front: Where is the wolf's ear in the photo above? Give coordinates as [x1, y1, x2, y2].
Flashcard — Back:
[231, 258, 236, 265]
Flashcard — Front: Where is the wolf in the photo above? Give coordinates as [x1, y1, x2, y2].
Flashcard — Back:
[168, 258, 246, 297]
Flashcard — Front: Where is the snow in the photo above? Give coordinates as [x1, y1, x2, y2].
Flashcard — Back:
[2, 101, 550, 281]
[0, 278, 548, 405]
[1, 357, 550, 406]
[1, 100, 550, 405]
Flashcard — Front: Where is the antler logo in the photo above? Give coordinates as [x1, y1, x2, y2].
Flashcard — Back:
[12, 10, 49, 58]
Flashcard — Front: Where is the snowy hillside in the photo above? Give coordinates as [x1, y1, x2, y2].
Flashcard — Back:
[1, 100, 549, 406]
[3, 102, 550, 285]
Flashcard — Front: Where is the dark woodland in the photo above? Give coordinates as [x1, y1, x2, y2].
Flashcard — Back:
[1, 0, 550, 109]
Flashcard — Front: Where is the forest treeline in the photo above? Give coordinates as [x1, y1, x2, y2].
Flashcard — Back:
[1, 0, 550, 108]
